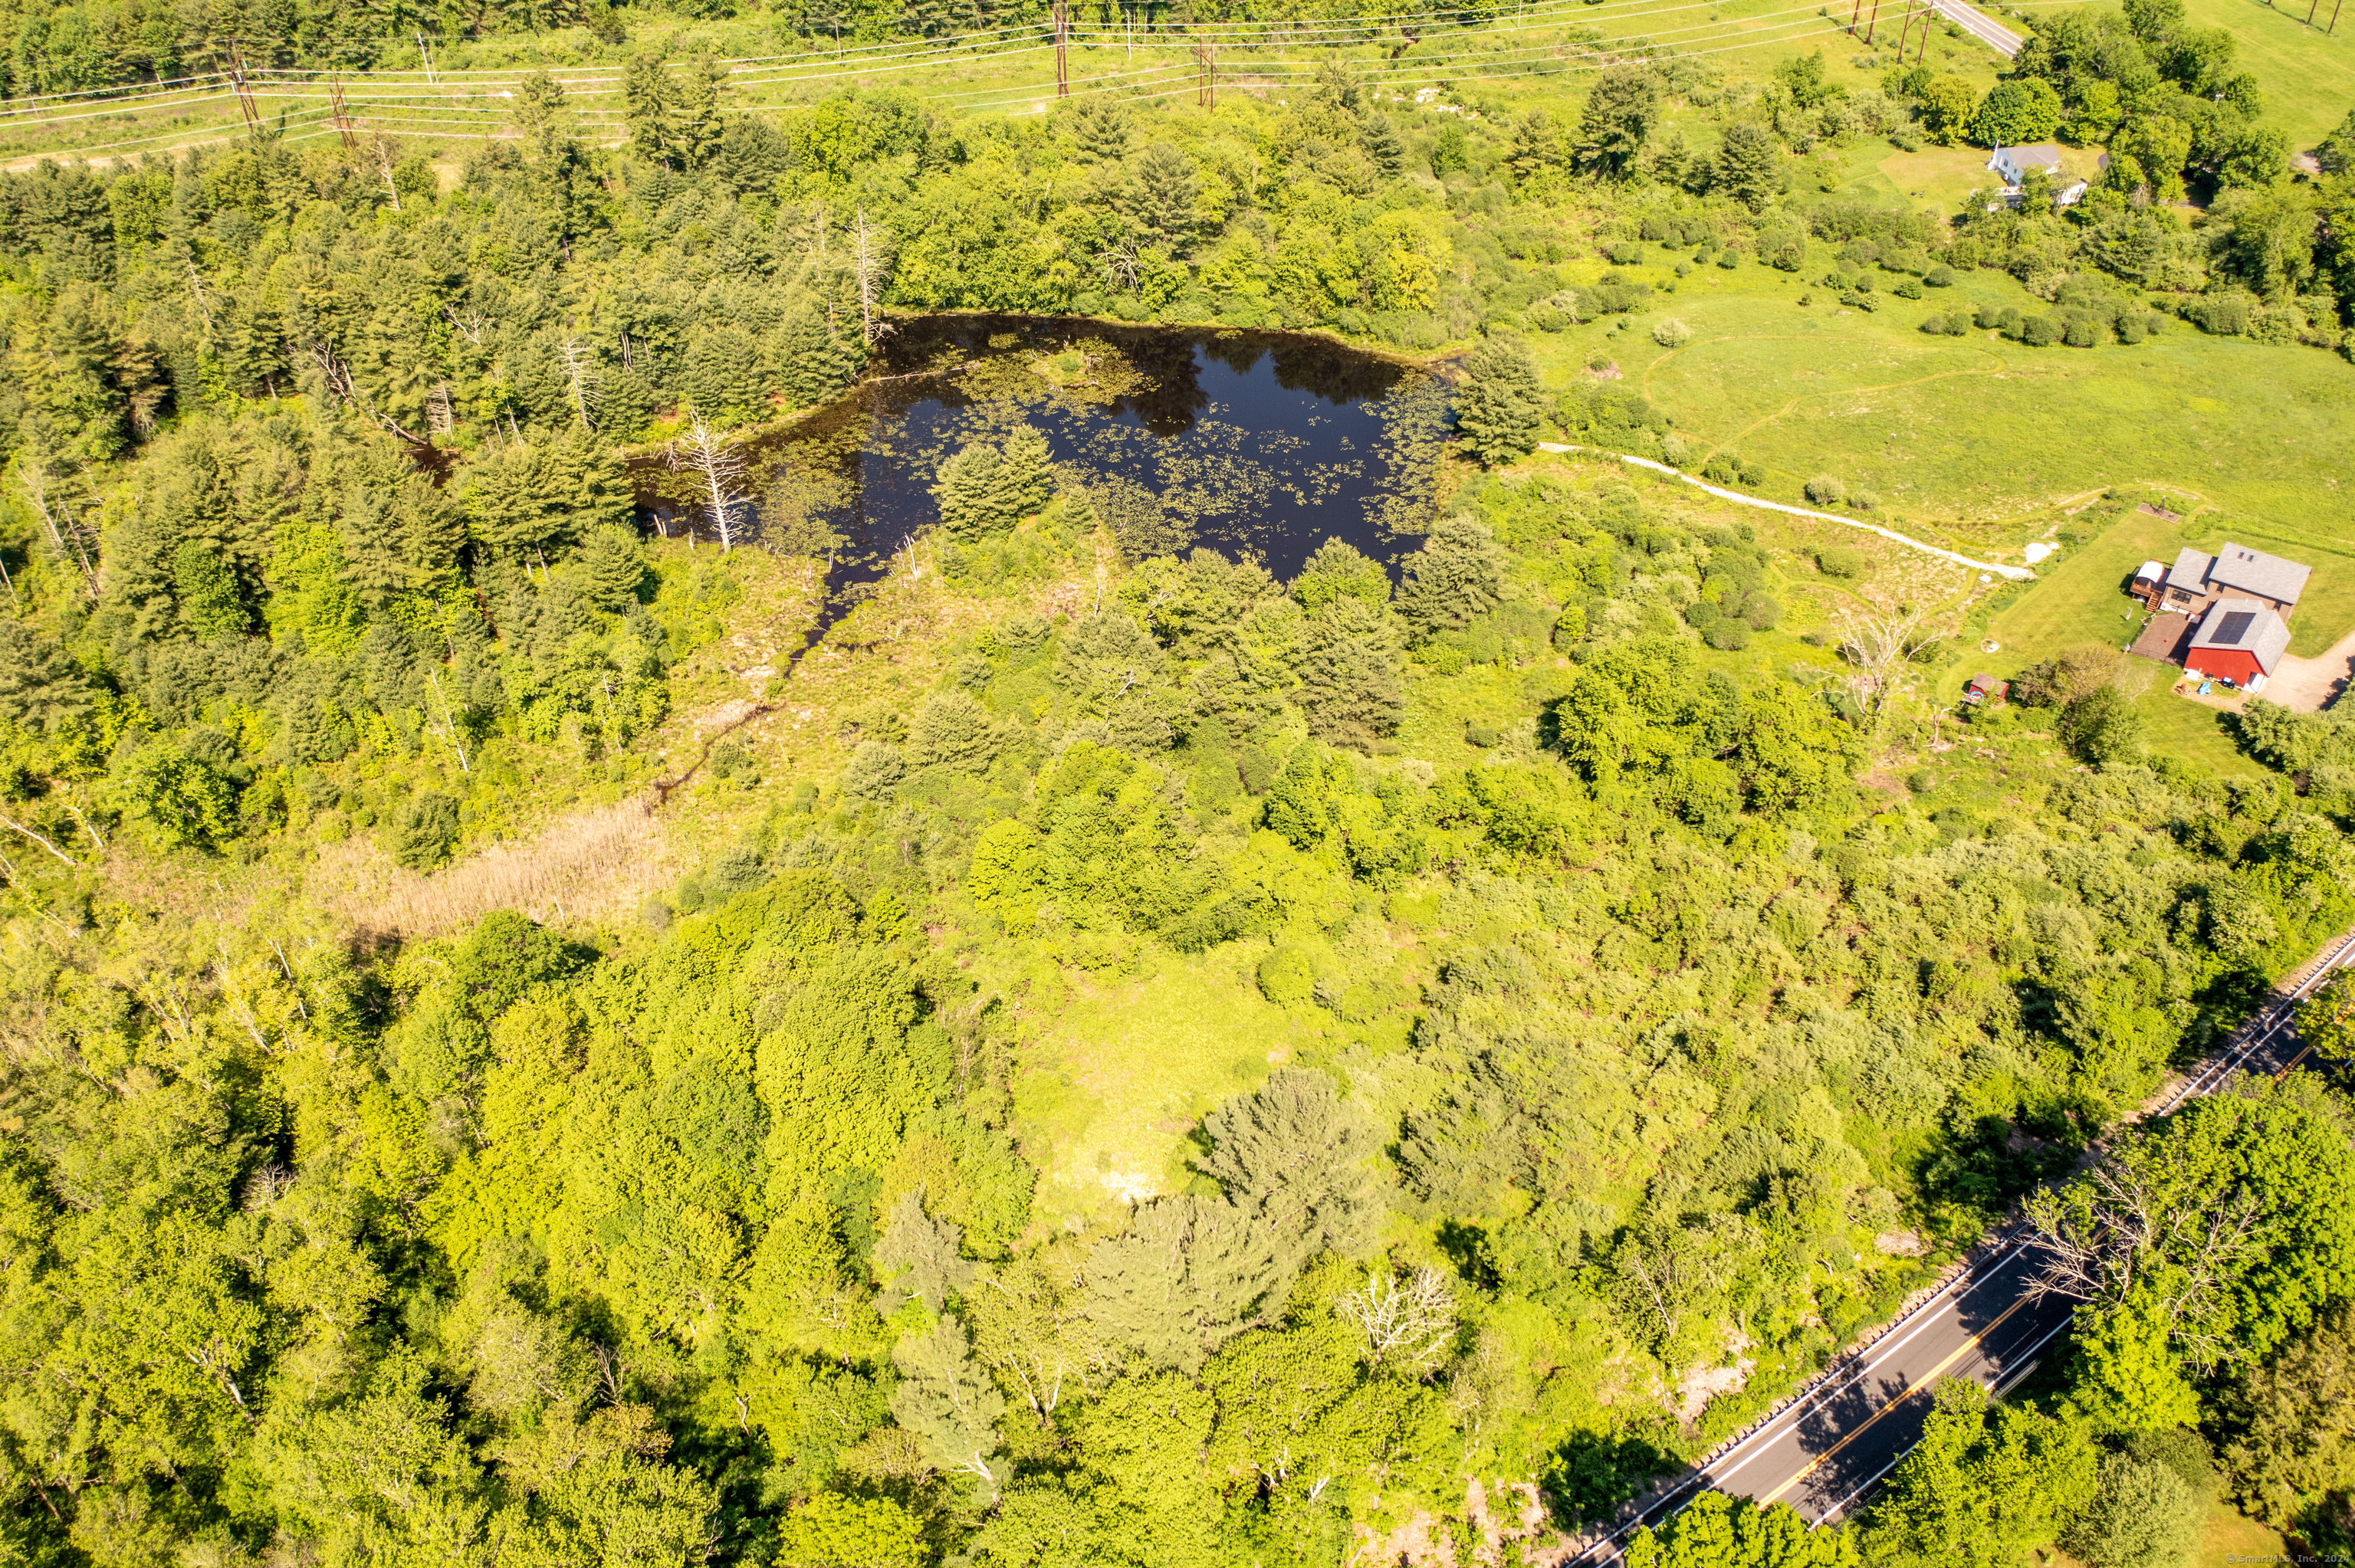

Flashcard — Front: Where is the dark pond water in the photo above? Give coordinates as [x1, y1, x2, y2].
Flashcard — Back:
[645, 315, 1450, 659]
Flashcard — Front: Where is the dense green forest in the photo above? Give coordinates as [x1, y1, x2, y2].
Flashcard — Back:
[1, 16, 2354, 1568]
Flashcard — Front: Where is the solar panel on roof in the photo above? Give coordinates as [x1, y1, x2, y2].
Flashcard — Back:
[2215, 611, 2255, 645]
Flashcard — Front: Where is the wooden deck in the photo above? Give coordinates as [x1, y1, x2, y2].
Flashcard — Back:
[2130, 611, 2196, 665]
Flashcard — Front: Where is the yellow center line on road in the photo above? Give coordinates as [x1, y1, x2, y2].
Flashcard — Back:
[1759, 1291, 2041, 1507]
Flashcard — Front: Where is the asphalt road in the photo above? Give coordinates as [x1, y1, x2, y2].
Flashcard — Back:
[1566, 930, 2355, 1563]
[1929, 0, 2025, 55]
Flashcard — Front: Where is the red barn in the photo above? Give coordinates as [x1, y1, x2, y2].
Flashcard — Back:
[2184, 598, 2291, 691]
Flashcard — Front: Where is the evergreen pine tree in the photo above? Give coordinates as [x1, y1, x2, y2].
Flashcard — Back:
[1396, 515, 1509, 640]
[934, 440, 1007, 543]
[576, 524, 645, 614]
[873, 1191, 976, 1313]
[777, 307, 864, 408]
[1128, 145, 1200, 255]
[1292, 537, 1392, 613]
[392, 791, 461, 869]
[1575, 64, 1664, 180]
[669, 59, 724, 170]
[1197, 1068, 1379, 1278]
[1312, 57, 1361, 112]
[934, 428, 1053, 542]
[1295, 597, 1404, 750]
[622, 54, 675, 166]
[0, 621, 94, 733]
[994, 425, 1055, 521]
[1450, 338, 1545, 467]
[1082, 1197, 1282, 1373]
[888, 1314, 1006, 1493]
[1071, 95, 1133, 162]
[1507, 109, 1564, 189]
[1710, 122, 1782, 210]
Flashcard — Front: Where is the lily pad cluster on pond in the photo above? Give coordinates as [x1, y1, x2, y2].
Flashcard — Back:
[716, 316, 1450, 654]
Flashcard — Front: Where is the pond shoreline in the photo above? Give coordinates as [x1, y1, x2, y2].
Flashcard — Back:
[614, 307, 1452, 472]
[626, 312, 1456, 658]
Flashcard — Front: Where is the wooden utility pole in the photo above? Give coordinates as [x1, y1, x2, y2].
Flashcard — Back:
[2307, 0, 2321, 25]
[226, 42, 260, 130]
[1849, 0, 1863, 34]
[1054, 0, 1069, 97]
[1864, 0, 1883, 44]
[1194, 38, 1216, 106]
[330, 73, 356, 149]
[415, 31, 438, 85]
[2330, 0, 2342, 33]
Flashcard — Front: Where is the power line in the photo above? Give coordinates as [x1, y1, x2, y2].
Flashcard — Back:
[0, 0, 1757, 124]
[0, 0, 1856, 161]
[950, 16, 1852, 110]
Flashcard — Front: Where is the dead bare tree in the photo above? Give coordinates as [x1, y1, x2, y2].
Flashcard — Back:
[181, 256, 214, 330]
[1095, 239, 1141, 296]
[2025, 1156, 2265, 1369]
[442, 303, 486, 346]
[424, 670, 472, 776]
[1336, 1265, 1457, 1373]
[17, 459, 97, 600]
[849, 206, 892, 347]
[0, 810, 76, 868]
[1831, 595, 1931, 722]
[672, 407, 748, 553]
[305, 341, 432, 445]
[369, 130, 401, 212]
[556, 339, 599, 431]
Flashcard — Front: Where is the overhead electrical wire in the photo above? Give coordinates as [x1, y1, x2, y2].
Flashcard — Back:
[0, 69, 230, 111]
[928, 0, 1846, 104]
[942, 15, 1853, 109]
[0, 0, 1910, 163]
[0, 0, 1770, 122]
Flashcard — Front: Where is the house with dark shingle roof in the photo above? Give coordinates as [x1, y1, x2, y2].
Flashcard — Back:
[2185, 597, 2292, 691]
[2159, 543, 2311, 619]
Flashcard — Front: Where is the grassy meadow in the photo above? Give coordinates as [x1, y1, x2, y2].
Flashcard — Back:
[2183, 0, 2355, 153]
[1525, 245, 2355, 569]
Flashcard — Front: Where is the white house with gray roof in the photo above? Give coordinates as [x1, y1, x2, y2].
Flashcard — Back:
[1989, 144, 2065, 183]
[1985, 145, 2091, 207]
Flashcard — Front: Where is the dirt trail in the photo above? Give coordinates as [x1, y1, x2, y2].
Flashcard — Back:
[1534, 442, 2035, 582]
[2261, 622, 2355, 713]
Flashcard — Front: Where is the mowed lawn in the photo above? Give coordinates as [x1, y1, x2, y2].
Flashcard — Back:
[1989, 497, 2355, 661]
[2192, 1497, 2292, 1567]
[1987, 506, 2184, 662]
[2184, 0, 2355, 153]
[1977, 496, 2320, 776]
[2134, 683, 2268, 776]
